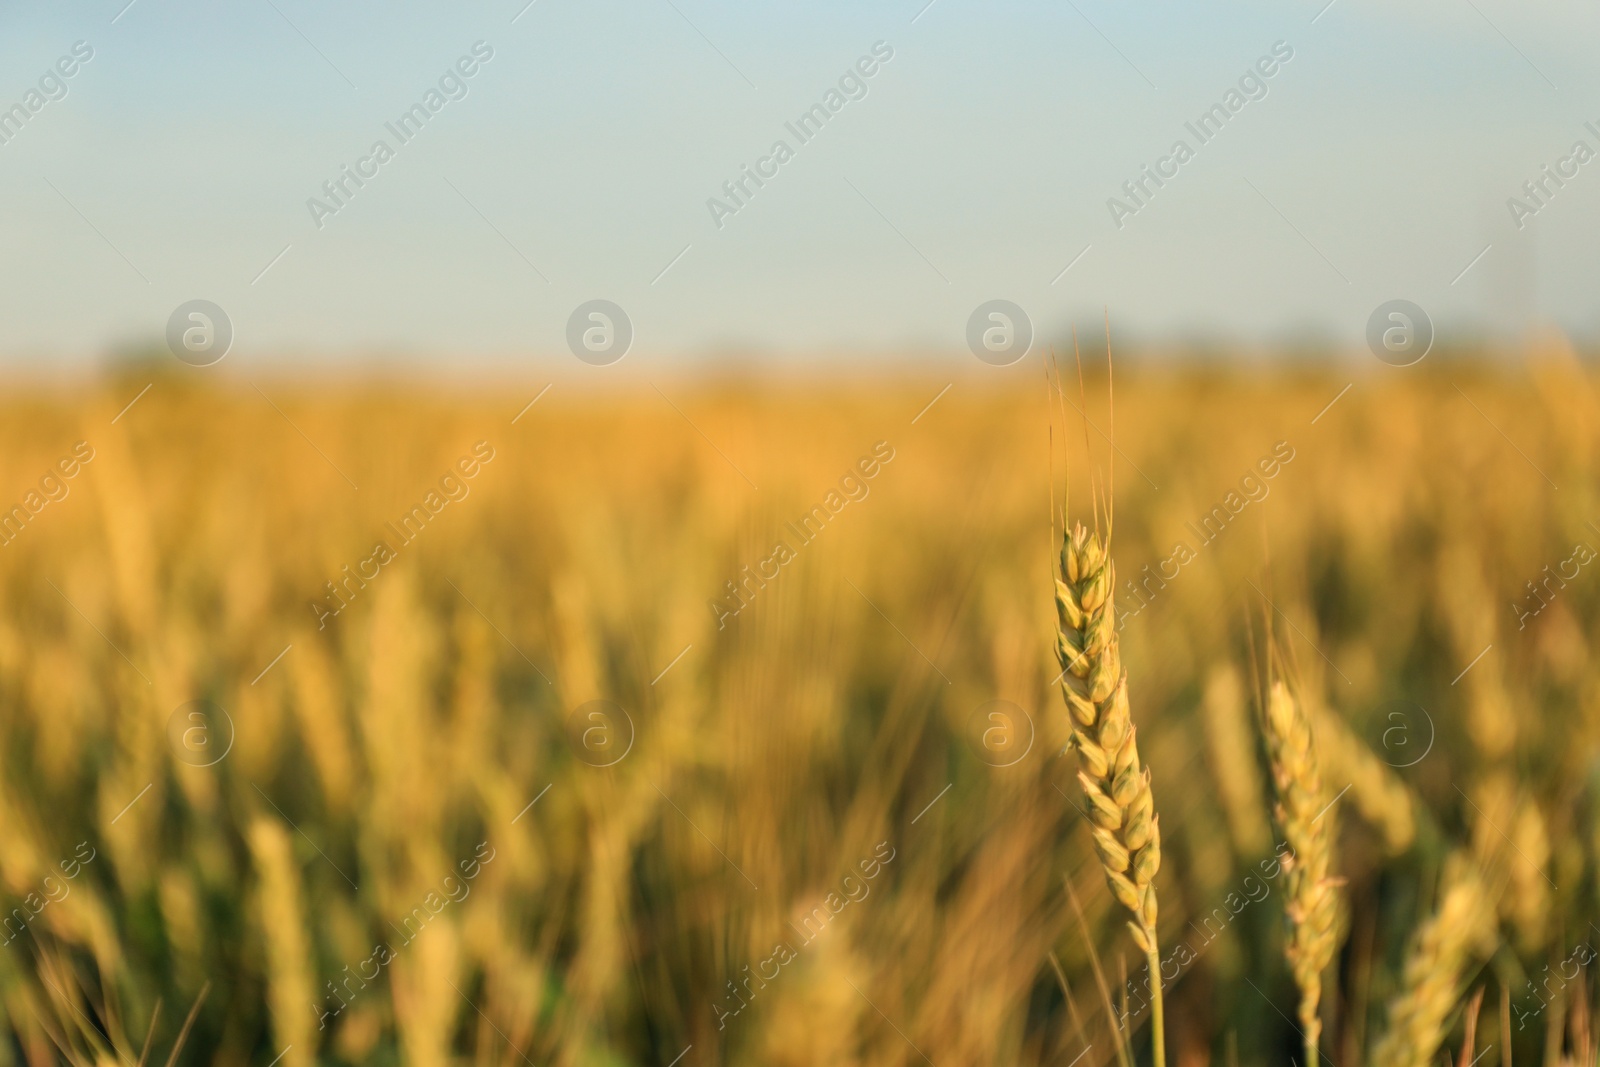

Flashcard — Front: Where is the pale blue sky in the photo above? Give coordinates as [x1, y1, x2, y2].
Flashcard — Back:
[1, 0, 1596, 369]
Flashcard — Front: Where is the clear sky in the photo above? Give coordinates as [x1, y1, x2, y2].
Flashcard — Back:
[1, 0, 1597, 369]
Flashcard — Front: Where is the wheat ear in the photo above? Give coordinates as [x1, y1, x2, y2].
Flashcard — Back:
[248, 818, 317, 1067]
[1055, 521, 1165, 1067]
[1469, 776, 1550, 955]
[1311, 705, 1417, 855]
[1262, 681, 1344, 1067]
[1371, 853, 1498, 1067]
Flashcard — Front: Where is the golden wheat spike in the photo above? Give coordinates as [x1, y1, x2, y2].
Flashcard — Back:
[391, 921, 461, 1067]
[1469, 775, 1550, 954]
[1311, 705, 1416, 856]
[1261, 681, 1344, 1067]
[247, 817, 317, 1067]
[1055, 521, 1166, 1067]
[1371, 853, 1499, 1067]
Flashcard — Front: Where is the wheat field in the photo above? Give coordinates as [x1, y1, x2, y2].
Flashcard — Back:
[0, 350, 1596, 1067]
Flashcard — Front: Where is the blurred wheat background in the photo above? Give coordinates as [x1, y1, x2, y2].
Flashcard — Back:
[1, 346, 1597, 1067]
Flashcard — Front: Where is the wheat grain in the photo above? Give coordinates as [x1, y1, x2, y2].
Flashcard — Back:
[1055, 521, 1166, 1067]
[1261, 680, 1344, 1067]
[1371, 853, 1498, 1067]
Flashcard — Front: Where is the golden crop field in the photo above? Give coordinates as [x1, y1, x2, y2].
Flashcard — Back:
[0, 352, 1596, 1067]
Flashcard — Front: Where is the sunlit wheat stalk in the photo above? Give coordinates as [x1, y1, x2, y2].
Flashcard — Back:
[1262, 681, 1344, 1067]
[1371, 853, 1498, 1067]
[1055, 521, 1166, 1067]
[1311, 705, 1416, 856]
[1470, 777, 1550, 955]
[248, 817, 316, 1067]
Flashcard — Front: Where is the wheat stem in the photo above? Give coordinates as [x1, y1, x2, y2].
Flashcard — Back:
[1145, 947, 1166, 1067]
